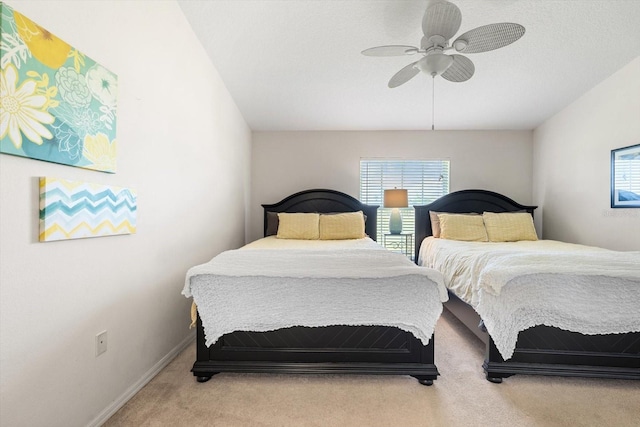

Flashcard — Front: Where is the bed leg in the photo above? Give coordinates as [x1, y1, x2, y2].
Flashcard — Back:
[486, 374, 503, 384]
[196, 375, 213, 383]
[195, 371, 219, 383]
[411, 375, 434, 386]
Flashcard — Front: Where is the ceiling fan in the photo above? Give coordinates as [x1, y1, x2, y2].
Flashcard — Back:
[362, 0, 525, 87]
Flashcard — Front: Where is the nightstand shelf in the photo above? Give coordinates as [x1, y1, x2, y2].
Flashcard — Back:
[382, 233, 413, 259]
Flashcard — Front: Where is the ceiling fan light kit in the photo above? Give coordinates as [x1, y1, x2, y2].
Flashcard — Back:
[417, 53, 453, 77]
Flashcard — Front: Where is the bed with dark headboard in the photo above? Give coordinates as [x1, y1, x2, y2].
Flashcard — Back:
[414, 189, 640, 383]
[191, 189, 440, 385]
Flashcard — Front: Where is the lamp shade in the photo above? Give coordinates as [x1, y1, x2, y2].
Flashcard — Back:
[384, 189, 408, 208]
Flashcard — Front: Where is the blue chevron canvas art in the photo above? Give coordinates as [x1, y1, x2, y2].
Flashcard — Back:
[39, 177, 136, 242]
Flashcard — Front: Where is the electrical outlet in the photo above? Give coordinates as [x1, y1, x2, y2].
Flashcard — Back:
[96, 331, 108, 356]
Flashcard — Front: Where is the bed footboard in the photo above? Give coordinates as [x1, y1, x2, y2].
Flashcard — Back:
[483, 327, 640, 383]
[445, 294, 640, 383]
[193, 316, 439, 385]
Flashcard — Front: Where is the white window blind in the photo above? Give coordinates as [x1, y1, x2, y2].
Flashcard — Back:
[614, 159, 640, 197]
[360, 160, 450, 259]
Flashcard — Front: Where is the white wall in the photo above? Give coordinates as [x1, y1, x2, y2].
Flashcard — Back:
[0, 1, 251, 426]
[533, 57, 640, 250]
[250, 130, 533, 243]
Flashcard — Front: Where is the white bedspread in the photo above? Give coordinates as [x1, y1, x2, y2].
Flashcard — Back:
[184, 238, 448, 347]
[418, 237, 640, 359]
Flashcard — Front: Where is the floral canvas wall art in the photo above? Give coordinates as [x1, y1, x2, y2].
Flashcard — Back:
[39, 177, 137, 242]
[0, 2, 118, 173]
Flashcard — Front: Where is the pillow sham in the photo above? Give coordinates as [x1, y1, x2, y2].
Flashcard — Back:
[482, 211, 538, 242]
[276, 212, 320, 240]
[430, 211, 478, 238]
[319, 211, 366, 240]
[265, 211, 279, 236]
[429, 211, 442, 237]
[438, 213, 488, 242]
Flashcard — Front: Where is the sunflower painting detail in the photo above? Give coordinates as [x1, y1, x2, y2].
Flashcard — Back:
[1, 62, 54, 148]
[0, 2, 118, 173]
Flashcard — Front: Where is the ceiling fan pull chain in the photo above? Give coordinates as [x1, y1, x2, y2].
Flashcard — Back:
[432, 76, 435, 131]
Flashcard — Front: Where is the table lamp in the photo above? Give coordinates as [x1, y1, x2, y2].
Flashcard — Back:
[384, 189, 408, 234]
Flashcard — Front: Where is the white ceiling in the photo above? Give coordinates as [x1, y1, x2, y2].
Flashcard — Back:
[178, 0, 640, 131]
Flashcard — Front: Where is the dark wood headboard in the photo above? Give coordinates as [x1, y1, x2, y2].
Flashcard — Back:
[262, 189, 379, 241]
[413, 189, 537, 261]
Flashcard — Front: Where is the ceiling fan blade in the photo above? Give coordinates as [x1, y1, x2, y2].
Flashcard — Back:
[422, 1, 462, 41]
[388, 61, 420, 88]
[453, 23, 525, 54]
[441, 55, 475, 82]
[361, 45, 419, 56]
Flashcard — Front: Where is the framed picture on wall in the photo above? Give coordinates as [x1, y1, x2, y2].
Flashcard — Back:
[611, 144, 640, 208]
[0, 2, 118, 173]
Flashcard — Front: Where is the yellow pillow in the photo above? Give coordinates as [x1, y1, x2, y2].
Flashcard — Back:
[430, 211, 479, 238]
[438, 213, 488, 242]
[483, 212, 538, 242]
[319, 211, 365, 240]
[276, 213, 320, 240]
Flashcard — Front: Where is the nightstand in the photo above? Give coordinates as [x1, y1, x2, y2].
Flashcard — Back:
[382, 233, 413, 259]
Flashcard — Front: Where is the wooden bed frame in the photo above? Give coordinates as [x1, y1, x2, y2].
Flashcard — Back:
[192, 189, 439, 385]
[414, 189, 640, 383]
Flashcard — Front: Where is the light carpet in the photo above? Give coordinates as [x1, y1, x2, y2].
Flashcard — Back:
[103, 310, 640, 426]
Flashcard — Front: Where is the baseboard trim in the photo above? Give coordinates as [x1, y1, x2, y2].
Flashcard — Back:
[88, 333, 195, 427]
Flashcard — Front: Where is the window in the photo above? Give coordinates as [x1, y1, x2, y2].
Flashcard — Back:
[360, 159, 450, 259]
